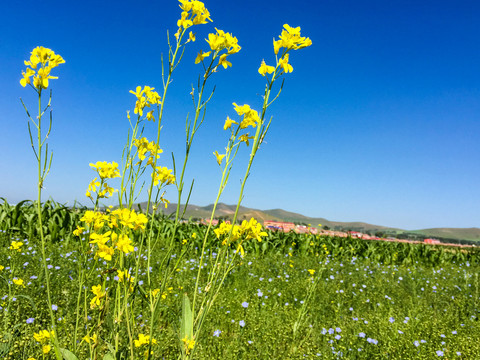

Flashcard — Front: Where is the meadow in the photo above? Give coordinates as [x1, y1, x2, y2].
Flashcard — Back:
[1, 201, 480, 359]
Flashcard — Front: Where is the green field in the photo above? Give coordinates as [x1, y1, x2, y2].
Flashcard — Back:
[1, 202, 480, 359]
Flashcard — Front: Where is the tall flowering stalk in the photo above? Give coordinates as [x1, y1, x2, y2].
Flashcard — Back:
[184, 23, 312, 359]
[20, 46, 65, 360]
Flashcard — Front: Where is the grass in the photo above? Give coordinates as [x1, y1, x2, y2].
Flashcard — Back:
[1, 221, 480, 359]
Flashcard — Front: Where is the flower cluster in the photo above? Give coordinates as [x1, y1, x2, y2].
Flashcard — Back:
[20, 46, 65, 90]
[89, 161, 121, 179]
[213, 218, 267, 256]
[90, 284, 106, 309]
[232, 103, 260, 129]
[181, 336, 195, 354]
[33, 330, 54, 355]
[133, 137, 163, 165]
[152, 166, 176, 186]
[9, 241, 23, 252]
[129, 86, 162, 118]
[134, 333, 157, 347]
[177, 0, 211, 29]
[195, 28, 241, 70]
[85, 161, 120, 201]
[274, 24, 312, 54]
[258, 24, 312, 77]
[78, 208, 147, 263]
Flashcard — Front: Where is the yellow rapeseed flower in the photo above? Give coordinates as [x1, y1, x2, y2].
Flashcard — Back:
[195, 50, 211, 64]
[20, 46, 65, 90]
[13, 278, 25, 287]
[213, 151, 225, 166]
[42, 345, 51, 354]
[223, 116, 237, 130]
[9, 241, 23, 252]
[258, 60, 275, 76]
[89, 161, 121, 179]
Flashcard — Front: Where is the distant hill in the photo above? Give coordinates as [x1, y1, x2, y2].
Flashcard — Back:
[412, 228, 480, 242]
[132, 202, 480, 242]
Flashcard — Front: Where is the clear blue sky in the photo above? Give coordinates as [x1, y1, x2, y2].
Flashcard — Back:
[1, 0, 480, 230]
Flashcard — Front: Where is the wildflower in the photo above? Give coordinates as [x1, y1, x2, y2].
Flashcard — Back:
[152, 166, 176, 186]
[279, 54, 293, 73]
[223, 116, 237, 130]
[213, 330, 221, 337]
[89, 161, 121, 179]
[238, 134, 254, 146]
[83, 333, 98, 344]
[195, 50, 211, 64]
[13, 278, 25, 287]
[51, 304, 58, 311]
[90, 284, 105, 309]
[134, 333, 157, 347]
[308, 269, 315, 275]
[26, 318, 35, 324]
[0, 265, 3, 271]
[96, 243, 114, 261]
[258, 60, 275, 76]
[241, 301, 249, 308]
[73, 226, 84, 237]
[114, 234, 134, 254]
[213, 151, 226, 165]
[10, 241, 23, 252]
[181, 336, 195, 354]
[239, 320, 245, 327]
[275, 24, 312, 54]
[34, 330, 54, 343]
[20, 46, 65, 90]
[42, 345, 51, 354]
[436, 350, 444, 356]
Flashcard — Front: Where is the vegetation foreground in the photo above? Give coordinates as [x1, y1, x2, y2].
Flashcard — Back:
[1, 207, 480, 359]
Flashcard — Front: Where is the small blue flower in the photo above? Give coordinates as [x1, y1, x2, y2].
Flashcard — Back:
[436, 350, 444, 356]
[358, 332, 366, 338]
[213, 330, 221, 337]
[26, 318, 35, 324]
[414, 340, 420, 347]
[241, 301, 249, 308]
[239, 320, 245, 328]
[52, 304, 58, 311]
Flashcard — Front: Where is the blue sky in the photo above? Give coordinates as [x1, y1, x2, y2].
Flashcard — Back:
[1, 0, 480, 230]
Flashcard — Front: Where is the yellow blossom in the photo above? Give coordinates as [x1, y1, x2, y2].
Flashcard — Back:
[90, 284, 105, 309]
[238, 134, 254, 146]
[195, 50, 211, 64]
[213, 151, 225, 165]
[218, 54, 232, 69]
[152, 166, 175, 186]
[83, 333, 98, 344]
[134, 333, 157, 347]
[308, 269, 315, 275]
[224, 116, 237, 130]
[89, 161, 121, 179]
[13, 278, 25, 287]
[258, 60, 275, 76]
[33, 330, 54, 343]
[115, 234, 134, 254]
[20, 46, 65, 90]
[279, 54, 293, 73]
[181, 336, 195, 354]
[42, 344, 51, 354]
[9, 241, 23, 252]
[96, 243, 114, 261]
[73, 226, 84, 237]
